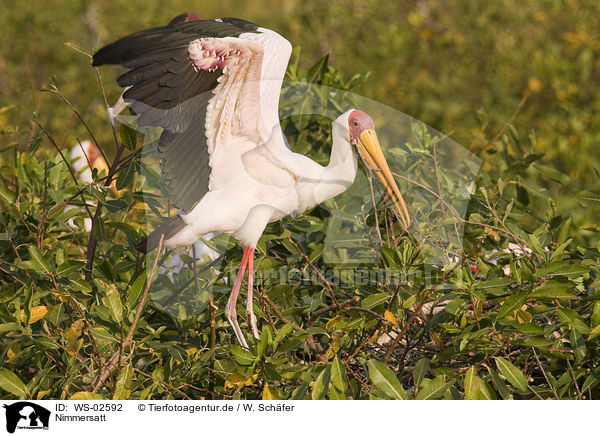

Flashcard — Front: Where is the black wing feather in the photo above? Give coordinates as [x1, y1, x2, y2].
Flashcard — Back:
[93, 17, 259, 213]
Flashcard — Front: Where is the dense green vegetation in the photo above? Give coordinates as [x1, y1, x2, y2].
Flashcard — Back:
[0, 0, 599, 400]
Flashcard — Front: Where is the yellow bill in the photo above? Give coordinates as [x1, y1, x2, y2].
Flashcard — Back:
[357, 129, 411, 230]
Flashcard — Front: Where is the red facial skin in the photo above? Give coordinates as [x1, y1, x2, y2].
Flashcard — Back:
[87, 143, 101, 167]
[348, 110, 375, 141]
[168, 12, 201, 26]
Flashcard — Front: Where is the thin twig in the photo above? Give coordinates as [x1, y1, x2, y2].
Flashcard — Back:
[306, 297, 359, 327]
[84, 139, 125, 280]
[528, 385, 545, 400]
[35, 121, 93, 222]
[48, 83, 109, 165]
[344, 328, 375, 364]
[432, 143, 461, 245]
[133, 368, 192, 400]
[208, 293, 217, 400]
[91, 235, 164, 392]
[36, 151, 134, 234]
[147, 254, 224, 319]
[532, 347, 559, 400]
[287, 236, 340, 302]
[482, 195, 534, 262]
[0, 262, 26, 286]
[566, 358, 583, 400]
[382, 242, 481, 363]
[366, 171, 383, 244]
[83, 67, 129, 281]
[260, 290, 322, 354]
[479, 92, 530, 154]
[93, 66, 120, 151]
[392, 170, 528, 247]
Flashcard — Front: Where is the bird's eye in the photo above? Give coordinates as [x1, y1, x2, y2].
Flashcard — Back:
[352, 121, 359, 127]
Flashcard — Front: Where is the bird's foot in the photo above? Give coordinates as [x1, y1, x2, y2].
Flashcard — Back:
[225, 300, 249, 350]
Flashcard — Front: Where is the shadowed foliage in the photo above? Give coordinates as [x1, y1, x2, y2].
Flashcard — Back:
[0, 1, 599, 400]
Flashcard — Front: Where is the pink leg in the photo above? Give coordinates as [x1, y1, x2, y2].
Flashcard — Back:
[246, 248, 259, 339]
[225, 246, 251, 349]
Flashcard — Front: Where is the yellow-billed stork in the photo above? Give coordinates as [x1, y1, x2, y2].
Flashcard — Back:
[92, 16, 411, 349]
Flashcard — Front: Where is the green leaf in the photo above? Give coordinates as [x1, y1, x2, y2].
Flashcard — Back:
[464, 366, 480, 400]
[71, 279, 92, 294]
[27, 245, 52, 275]
[533, 262, 588, 279]
[116, 159, 135, 190]
[495, 357, 528, 392]
[477, 277, 512, 291]
[230, 346, 256, 366]
[485, 365, 512, 399]
[57, 260, 85, 276]
[549, 239, 573, 263]
[93, 217, 107, 241]
[306, 53, 329, 83]
[570, 330, 587, 364]
[416, 376, 454, 400]
[361, 293, 390, 310]
[0, 183, 16, 203]
[528, 234, 544, 255]
[89, 326, 117, 345]
[273, 322, 294, 348]
[312, 365, 331, 400]
[497, 294, 527, 319]
[519, 337, 553, 348]
[0, 368, 28, 398]
[128, 274, 147, 309]
[0, 323, 20, 333]
[516, 323, 544, 335]
[331, 355, 348, 393]
[588, 325, 600, 341]
[102, 288, 123, 323]
[291, 381, 310, 400]
[70, 391, 103, 400]
[328, 386, 346, 400]
[502, 199, 514, 222]
[104, 199, 129, 213]
[557, 307, 590, 334]
[444, 298, 466, 315]
[530, 282, 577, 299]
[478, 380, 494, 400]
[591, 301, 600, 328]
[380, 247, 399, 268]
[120, 124, 137, 150]
[402, 294, 418, 309]
[345, 70, 372, 89]
[581, 373, 600, 393]
[257, 325, 273, 358]
[367, 359, 408, 400]
[413, 357, 429, 388]
[113, 364, 132, 400]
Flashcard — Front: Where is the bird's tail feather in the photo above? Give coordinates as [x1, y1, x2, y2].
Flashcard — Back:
[136, 215, 186, 253]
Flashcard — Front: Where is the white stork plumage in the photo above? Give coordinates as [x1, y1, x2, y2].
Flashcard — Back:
[93, 15, 411, 349]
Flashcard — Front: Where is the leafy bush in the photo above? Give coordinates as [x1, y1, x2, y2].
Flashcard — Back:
[0, 49, 598, 400]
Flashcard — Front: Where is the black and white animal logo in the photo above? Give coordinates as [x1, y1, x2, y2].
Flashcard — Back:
[3, 402, 50, 433]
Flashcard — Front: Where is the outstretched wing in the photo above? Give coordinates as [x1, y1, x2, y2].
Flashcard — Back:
[93, 17, 291, 212]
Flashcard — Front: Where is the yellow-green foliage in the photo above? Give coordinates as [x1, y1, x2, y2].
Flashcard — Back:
[0, 0, 599, 400]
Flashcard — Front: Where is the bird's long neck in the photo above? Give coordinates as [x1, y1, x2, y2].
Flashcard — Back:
[311, 125, 358, 205]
